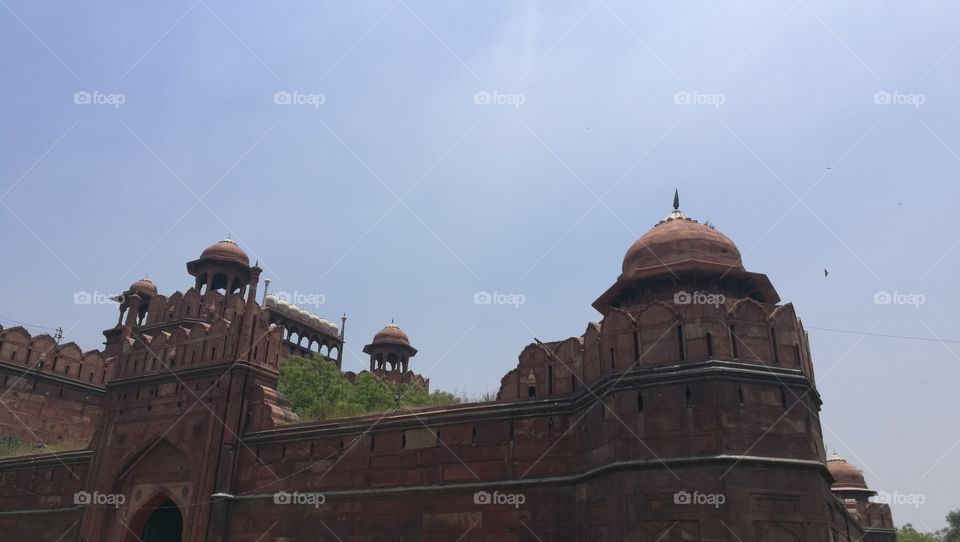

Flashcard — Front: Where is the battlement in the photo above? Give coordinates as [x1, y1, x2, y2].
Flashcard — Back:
[110, 312, 284, 381]
[498, 297, 814, 401]
[0, 325, 108, 386]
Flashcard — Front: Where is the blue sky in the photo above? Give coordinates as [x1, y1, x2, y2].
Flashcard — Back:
[1, 0, 957, 529]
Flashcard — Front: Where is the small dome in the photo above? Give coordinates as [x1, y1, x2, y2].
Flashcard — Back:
[622, 208, 742, 273]
[372, 323, 410, 346]
[309, 314, 322, 325]
[827, 452, 868, 490]
[199, 238, 249, 266]
[298, 308, 310, 320]
[129, 278, 157, 296]
[264, 294, 278, 307]
[275, 297, 289, 310]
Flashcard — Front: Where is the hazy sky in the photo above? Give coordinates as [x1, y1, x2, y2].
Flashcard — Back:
[1, 0, 957, 529]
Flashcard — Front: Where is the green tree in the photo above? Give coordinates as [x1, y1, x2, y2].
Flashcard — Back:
[277, 354, 461, 420]
[278, 355, 351, 420]
[427, 389, 460, 407]
[897, 524, 939, 542]
[352, 372, 395, 412]
[940, 509, 960, 542]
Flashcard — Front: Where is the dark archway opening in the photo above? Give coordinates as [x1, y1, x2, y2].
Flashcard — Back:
[141, 499, 183, 542]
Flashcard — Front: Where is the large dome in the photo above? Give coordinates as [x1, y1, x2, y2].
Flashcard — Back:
[827, 452, 868, 490]
[199, 238, 249, 266]
[622, 198, 742, 274]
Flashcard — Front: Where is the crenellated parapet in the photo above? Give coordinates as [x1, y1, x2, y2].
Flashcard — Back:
[0, 325, 108, 386]
[109, 313, 285, 381]
[500, 297, 815, 402]
[0, 325, 106, 446]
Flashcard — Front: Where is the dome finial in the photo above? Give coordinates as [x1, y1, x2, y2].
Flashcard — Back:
[660, 189, 691, 223]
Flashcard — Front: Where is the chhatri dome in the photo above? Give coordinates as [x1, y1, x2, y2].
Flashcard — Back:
[198, 237, 250, 266]
[371, 322, 412, 347]
[128, 277, 157, 296]
[622, 189, 743, 273]
[826, 452, 869, 491]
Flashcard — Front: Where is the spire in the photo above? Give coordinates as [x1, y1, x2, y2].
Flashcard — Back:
[660, 189, 692, 223]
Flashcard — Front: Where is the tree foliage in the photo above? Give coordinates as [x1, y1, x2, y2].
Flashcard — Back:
[899, 524, 941, 542]
[278, 355, 460, 420]
[896, 510, 960, 542]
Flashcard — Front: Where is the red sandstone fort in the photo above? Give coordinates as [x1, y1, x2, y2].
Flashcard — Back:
[0, 194, 895, 541]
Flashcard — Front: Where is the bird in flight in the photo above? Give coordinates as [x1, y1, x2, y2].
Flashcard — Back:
[824, 269, 829, 277]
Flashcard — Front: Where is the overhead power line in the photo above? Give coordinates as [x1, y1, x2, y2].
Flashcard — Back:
[805, 326, 960, 345]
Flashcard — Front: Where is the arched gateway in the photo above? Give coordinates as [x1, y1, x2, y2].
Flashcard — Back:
[138, 498, 183, 541]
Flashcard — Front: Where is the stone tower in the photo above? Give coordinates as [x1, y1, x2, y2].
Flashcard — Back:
[78, 239, 287, 541]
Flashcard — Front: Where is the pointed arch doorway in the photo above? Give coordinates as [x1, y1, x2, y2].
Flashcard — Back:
[140, 498, 183, 541]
